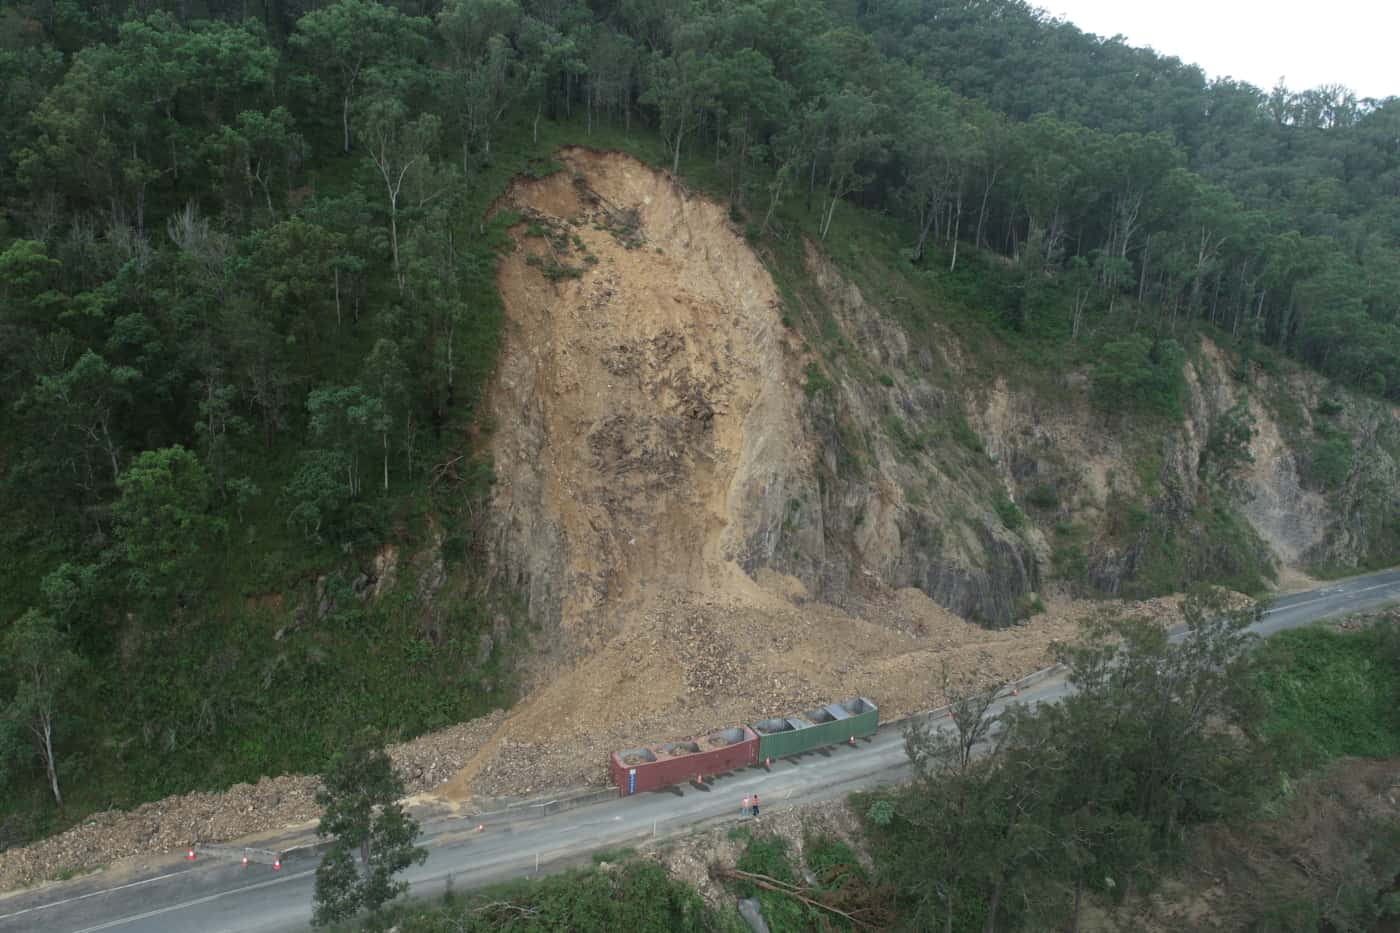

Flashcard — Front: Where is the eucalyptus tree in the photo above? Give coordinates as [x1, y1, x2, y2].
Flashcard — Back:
[290, 0, 431, 153]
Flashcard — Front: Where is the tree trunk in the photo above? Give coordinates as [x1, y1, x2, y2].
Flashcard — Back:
[949, 192, 963, 272]
[38, 714, 62, 807]
[671, 126, 683, 176]
[763, 164, 788, 232]
[1138, 233, 1152, 303]
[100, 418, 121, 484]
[1071, 876, 1084, 933]
[342, 95, 352, 154]
[446, 323, 456, 395]
[820, 194, 840, 240]
[1072, 289, 1088, 339]
[382, 431, 389, 492]
[388, 197, 402, 294]
[984, 877, 1003, 933]
[975, 167, 997, 249]
[944, 886, 956, 933]
[912, 201, 936, 263]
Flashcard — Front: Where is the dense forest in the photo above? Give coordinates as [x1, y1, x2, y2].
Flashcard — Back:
[0, 0, 1395, 841]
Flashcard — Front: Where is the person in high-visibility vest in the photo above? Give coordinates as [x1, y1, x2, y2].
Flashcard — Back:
[751, 793, 760, 818]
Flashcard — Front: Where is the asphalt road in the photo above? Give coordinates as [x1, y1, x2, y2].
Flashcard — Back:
[5, 567, 1400, 933]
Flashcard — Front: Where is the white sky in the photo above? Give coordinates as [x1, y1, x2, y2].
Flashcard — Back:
[1042, 0, 1400, 100]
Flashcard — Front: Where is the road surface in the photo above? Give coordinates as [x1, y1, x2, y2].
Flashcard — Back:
[4, 568, 1399, 933]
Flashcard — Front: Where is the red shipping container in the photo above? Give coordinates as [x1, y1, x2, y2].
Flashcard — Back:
[611, 725, 759, 796]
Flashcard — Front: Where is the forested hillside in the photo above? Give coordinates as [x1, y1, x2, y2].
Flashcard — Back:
[0, 0, 1396, 850]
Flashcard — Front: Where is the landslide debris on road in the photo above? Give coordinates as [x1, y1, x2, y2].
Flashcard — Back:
[0, 711, 504, 893]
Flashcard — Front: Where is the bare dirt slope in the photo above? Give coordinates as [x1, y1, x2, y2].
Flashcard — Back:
[443, 149, 1179, 799]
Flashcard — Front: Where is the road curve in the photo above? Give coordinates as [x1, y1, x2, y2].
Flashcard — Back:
[4, 568, 1399, 933]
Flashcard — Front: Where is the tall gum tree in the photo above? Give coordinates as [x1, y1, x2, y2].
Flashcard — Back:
[2, 611, 84, 808]
[290, 0, 430, 154]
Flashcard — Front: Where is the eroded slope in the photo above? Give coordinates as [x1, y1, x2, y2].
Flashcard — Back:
[449, 149, 1123, 797]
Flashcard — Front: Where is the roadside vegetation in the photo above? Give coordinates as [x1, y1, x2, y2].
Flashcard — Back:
[852, 603, 1400, 933]
[1252, 616, 1400, 761]
[348, 859, 747, 932]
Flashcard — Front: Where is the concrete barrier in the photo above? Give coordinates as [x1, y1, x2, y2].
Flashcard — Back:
[195, 844, 280, 864]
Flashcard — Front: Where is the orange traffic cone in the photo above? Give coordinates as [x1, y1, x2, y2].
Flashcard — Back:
[273, 858, 281, 871]
[241, 855, 248, 867]
[187, 848, 196, 861]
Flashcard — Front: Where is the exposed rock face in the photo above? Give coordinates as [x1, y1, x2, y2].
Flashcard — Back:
[484, 148, 1400, 640]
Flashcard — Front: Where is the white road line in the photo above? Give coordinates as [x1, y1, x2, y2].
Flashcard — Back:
[0, 867, 191, 922]
[1262, 580, 1399, 614]
[65, 870, 314, 933]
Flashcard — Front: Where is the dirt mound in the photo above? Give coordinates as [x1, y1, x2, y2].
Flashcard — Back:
[0, 710, 505, 892]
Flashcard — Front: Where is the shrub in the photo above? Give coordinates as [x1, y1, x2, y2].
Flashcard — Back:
[1308, 435, 1353, 490]
[1091, 335, 1186, 418]
[950, 413, 984, 453]
[993, 493, 1025, 530]
[1024, 483, 1059, 510]
[1315, 397, 1345, 417]
[803, 362, 834, 398]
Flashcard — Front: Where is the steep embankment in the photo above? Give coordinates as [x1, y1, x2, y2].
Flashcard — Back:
[797, 242, 1400, 603]
[440, 149, 1175, 799]
[452, 148, 1400, 798]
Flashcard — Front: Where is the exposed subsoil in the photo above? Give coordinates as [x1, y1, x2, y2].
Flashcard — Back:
[440, 148, 1185, 801]
[0, 711, 504, 893]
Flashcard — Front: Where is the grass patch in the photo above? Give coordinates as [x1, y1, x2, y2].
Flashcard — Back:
[802, 361, 834, 398]
[993, 492, 1025, 531]
[949, 412, 984, 454]
[591, 846, 638, 864]
[1252, 622, 1400, 761]
[369, 859, 744, 932]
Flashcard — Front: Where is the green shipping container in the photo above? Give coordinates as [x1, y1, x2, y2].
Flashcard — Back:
[753, 697, 879, 761]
